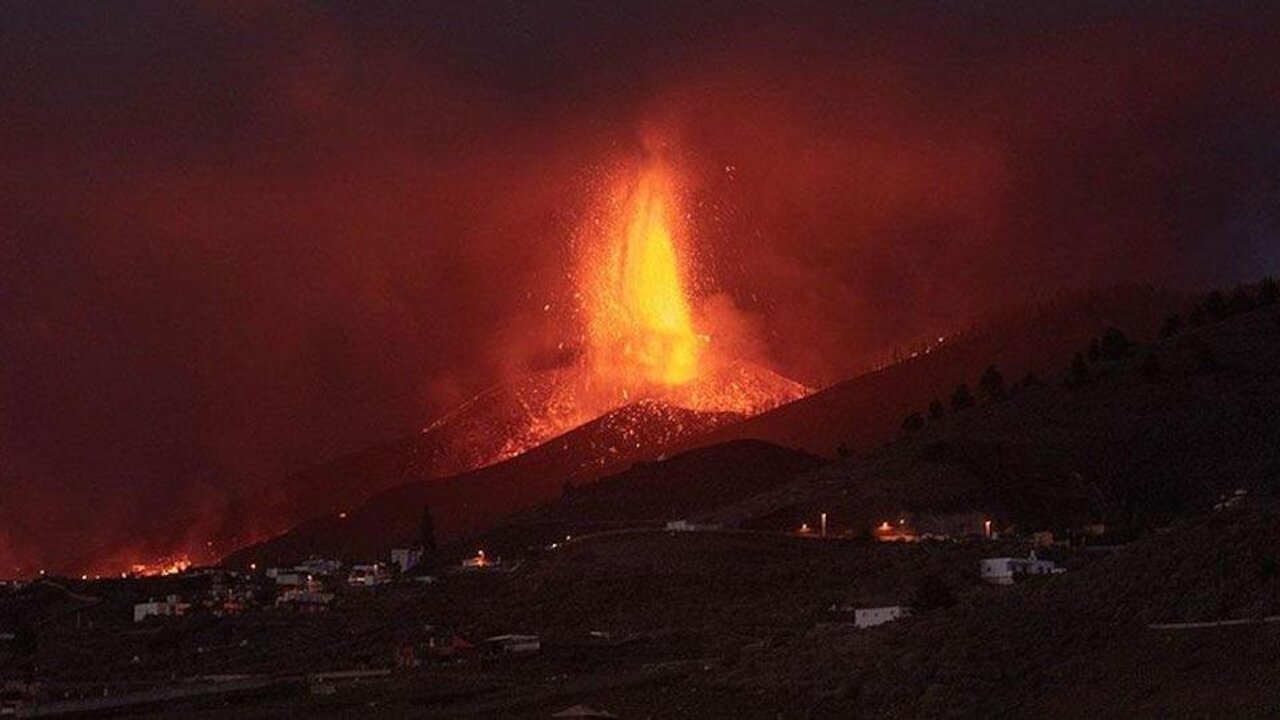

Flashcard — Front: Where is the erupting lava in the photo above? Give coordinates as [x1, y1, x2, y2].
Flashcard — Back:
[421, 157, 809, 470]
[583, 164, 703, 395]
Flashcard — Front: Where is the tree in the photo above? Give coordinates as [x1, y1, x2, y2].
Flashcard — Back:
[1227, 286, 1256, 316]
[1087, 337, 1101, 362]
[1204, 290, 1228, 322]
[1099, 326, 1131, 360]
[1194, 342, 1218, 374]
[1260, 277, 1279, 306]
[1158, 314, 1184, 339]
[950, 383, 974, 410]
[1021, 371, 1042, 388]
[902, 412, 925, 433]
[978, 364, 1004, 399]
[1070, 352, 1090, 384]
[1188, 304, 1206, 327]
[836, 443, 853, 459]
[1139, 353, 1163, 382]
[419, 504, 439, 574]
[928, 398, 945, 421]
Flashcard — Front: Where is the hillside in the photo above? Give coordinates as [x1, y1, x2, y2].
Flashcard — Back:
[223, 401, 743, 567]
[690, 284, 1182, 459]
[475, 440, 825, 555]
[707, 298, 1280, 538]
[225, 285, 1181, 568]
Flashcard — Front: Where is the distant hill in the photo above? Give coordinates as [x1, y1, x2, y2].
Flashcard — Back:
[707, 298, 1280, 537]
[475, 440, 825, 555]
[689, 284, 1183, 458]
[222, 401, 743, 567]
[223, 284, 1186, 566]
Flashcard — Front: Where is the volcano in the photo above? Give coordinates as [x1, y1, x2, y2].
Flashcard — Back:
[409, 159, 811, 472]
[211, 160, 809, 567]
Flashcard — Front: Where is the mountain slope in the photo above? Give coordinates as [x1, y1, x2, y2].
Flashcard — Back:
[691, 285, 1183, 459]
[708, 297, 1280, 536]
[475, 439, 825, 554]
[223, 401, 743, 566]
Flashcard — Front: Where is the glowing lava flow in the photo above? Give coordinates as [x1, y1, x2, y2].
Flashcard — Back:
[418, 159, 810, 471]
[582, 165, 704, 395]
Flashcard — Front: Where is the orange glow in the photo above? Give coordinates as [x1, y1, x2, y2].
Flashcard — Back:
[419, 156, 810, 471]
[129, 556, 192, 577]
[582, 163, 702, 393]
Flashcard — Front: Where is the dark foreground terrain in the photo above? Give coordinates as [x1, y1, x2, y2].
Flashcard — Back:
[5, 502, 1280, 718]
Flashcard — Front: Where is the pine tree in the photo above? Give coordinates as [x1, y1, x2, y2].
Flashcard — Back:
[928, 398, 945, 421]
[979, 364, 1005, 399]
[1070, 352, 1090, 384]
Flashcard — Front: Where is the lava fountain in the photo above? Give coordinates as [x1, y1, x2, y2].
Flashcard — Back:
[581, 164, 704, 397]
[420, 157, 810, 470]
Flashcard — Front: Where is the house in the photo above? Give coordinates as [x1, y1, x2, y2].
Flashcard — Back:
[552, 705, 619, 719]
[854, 605, 912, 628]
[483, 634, 541, 655]
[267, 569, 305, 588]
[133, 594, 190, 623]
[390, 547, 424, 574]
[980, 552, 1064, 585]
[347, 564, 389, 587]
[295, 557, 342, 576]
[665, 520, 721, 532]
[276, 580, 334, 613]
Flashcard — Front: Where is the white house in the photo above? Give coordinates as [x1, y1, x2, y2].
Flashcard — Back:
[484, 634, 541, 655]
[347, 563, 389, 587]
[854, 605, 912, 628]
[390, 547, 424, 574]
[267, 570, 305, 588]
[295, 557, 342, 576]
[980, 552, 1063, 585]
[133, 594, 190, 623]
[665, 520, 721, 532]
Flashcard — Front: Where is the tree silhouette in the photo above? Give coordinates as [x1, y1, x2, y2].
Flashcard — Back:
[1193, 342, 1218, 374]
[1188, 304, 1206, 327]
[1260, 277, 1279, 306]
[1099, 327, 1131, 360]
[902, 412, 925, 433]
[950, 383, 974, 410]
[1204, 290, 1228, 322]
[1158, 314, 1183, 339]
[1139, 353, 1163, 382]
[979, 364, 1004, 399]
[1087, 337, 1101, 362]
[1070, 352, 1090, 384]
[1228, 286, 1256, 316]
[928, 398, 945, 421]
[419, 504, 439, 574]
[1021, 371, 1042, 388]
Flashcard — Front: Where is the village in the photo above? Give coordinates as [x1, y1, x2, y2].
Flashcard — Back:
[0, 505, 1129, 718]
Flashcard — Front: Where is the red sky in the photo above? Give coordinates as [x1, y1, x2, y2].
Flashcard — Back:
[2, 1, 1279, 573]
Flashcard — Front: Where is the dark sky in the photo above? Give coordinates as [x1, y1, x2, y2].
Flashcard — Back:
[3, 1, 1279, 573]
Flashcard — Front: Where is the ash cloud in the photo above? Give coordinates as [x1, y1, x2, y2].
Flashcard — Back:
[2, 1, 1278, 573]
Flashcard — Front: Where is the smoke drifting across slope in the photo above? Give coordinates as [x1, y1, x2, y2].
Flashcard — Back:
[2, 1, 1279, 573]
